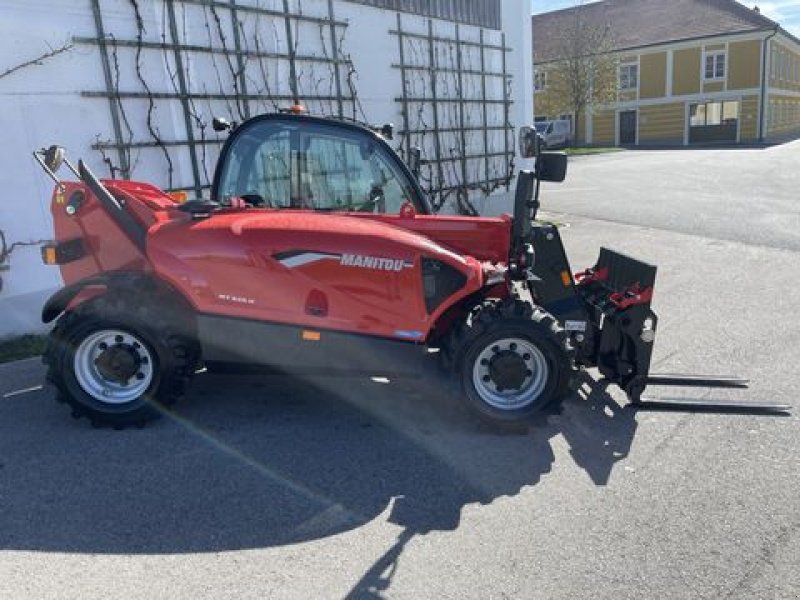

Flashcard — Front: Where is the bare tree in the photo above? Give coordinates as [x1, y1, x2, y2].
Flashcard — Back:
[535, 2, 617, 145]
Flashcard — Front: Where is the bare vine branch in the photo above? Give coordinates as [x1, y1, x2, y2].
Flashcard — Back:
[0, 41, 73, 81]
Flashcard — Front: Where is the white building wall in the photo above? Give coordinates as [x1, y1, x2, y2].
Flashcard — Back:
[0, 0, 532, 338]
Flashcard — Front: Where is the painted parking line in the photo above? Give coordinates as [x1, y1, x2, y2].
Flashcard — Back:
[3, 384, 44, 399]
[541, 187, 600, 193]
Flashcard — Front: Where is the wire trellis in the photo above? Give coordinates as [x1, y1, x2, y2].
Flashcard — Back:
[78, 0, 359, 196]
[392, 13, 515, 214]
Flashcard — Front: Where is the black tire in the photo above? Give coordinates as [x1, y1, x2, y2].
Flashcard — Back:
[451, 298, 574, 424]
[43, 293, 199, 429]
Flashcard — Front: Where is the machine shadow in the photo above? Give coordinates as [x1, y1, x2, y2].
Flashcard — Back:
[0, 368, 636, 557]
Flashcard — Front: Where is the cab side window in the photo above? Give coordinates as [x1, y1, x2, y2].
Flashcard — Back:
[304, 130, 416, 213]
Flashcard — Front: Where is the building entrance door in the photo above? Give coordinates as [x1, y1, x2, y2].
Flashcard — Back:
[619, 110, 637, 145]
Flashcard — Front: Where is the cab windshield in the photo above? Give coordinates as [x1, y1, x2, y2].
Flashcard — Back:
[215, 118, 422, 213]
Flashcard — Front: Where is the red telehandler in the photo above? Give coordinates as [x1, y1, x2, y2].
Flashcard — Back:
[33, 112, 787, 428]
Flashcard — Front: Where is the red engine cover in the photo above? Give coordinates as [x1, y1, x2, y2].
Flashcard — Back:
[148, 209, 506, 341]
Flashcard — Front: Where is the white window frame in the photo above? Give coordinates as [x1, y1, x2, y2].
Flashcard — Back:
[534, 70, 547, 92]
[703, 50, 726, 81]
[619, 63, 638, 91]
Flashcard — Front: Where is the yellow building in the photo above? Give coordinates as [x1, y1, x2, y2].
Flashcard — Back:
[533, 0, 800, 146]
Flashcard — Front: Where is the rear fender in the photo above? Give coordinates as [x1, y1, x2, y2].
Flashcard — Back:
[43, 275, 112, 323]
[41, 272, 191, 323]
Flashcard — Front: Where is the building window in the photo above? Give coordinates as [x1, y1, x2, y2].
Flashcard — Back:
[689, 100, 739, 126]
[534, 70, 547, 92]
[779, 50, 787, 80]
[704, 52, 725, 80]
[619, 63, 638, 90]
[689, 100, 739, 143]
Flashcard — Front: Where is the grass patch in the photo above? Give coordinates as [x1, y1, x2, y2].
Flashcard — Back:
[564, 146, 624, 156]
[0, 334, 47, 364]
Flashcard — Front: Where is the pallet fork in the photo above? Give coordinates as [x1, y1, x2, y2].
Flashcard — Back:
[571, 249, 789, 415]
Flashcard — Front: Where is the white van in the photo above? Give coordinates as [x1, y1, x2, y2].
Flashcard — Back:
[534, 119, 572, 149]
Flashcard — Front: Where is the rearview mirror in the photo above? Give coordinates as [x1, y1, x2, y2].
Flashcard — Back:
[519, 126, 537, 158]
[519, 126, 547, 158]
[536, 152, 567, 183]
[212, 117, 233, 132]
[44, 145, 65, 173]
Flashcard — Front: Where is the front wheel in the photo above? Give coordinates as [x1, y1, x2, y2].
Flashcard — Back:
[454, 300, 573, 424]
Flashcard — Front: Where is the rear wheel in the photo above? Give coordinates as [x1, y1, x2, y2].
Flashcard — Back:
[44, 294, 198, 428]
[453, 299, 573, 424]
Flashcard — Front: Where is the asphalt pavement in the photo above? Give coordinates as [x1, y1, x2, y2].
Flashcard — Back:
[542, 140, 800, 251]
[1, 143, 799, 599]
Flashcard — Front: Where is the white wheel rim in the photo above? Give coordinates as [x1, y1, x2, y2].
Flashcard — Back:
[73, 329, 154, 405]
[472, 337, 549, 411]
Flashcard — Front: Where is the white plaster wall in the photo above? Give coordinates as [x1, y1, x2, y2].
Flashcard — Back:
[0, 0, 532, 338]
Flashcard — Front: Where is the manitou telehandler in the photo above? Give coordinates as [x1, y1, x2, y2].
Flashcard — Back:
[33, 111, 787, 428]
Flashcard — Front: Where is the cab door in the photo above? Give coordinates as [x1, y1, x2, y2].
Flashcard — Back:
[213, 115, 430, 214]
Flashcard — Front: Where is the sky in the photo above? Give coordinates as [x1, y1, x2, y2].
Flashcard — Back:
[531, 0, 800, 38]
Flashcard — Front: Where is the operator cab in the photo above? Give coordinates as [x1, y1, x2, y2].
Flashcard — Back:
[211, 113, 432, 214]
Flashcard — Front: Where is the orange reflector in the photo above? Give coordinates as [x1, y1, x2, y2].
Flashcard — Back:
[289, 104, 307, 114]
[43, 246, 57, 265]
[302, 330, 321, 341]
[560, 270, 572, 287]
[169, 191, 188, 203]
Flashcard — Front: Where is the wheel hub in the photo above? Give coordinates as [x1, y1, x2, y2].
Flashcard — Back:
[488, 350, 529, 391]
[472, 337, 549, 411]
[95, 345, 141, 384]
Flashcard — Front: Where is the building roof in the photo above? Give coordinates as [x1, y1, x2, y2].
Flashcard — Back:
[533, 0, 783, 63]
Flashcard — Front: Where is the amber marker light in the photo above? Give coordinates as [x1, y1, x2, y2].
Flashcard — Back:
[42, 245, 57, 265]
[169, 191, 189, 203]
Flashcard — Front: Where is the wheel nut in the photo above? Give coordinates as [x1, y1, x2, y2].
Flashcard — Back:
[141, 357, 149, 365]
[99, 342, 108, 351]
[510, 343, 517, 351]
[481, 359, 489, 366]
[492, 345, 499, 353]
[136, 372, 145, 380]
[523, 353, 531, 361]
[115, 335, 123, 343]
